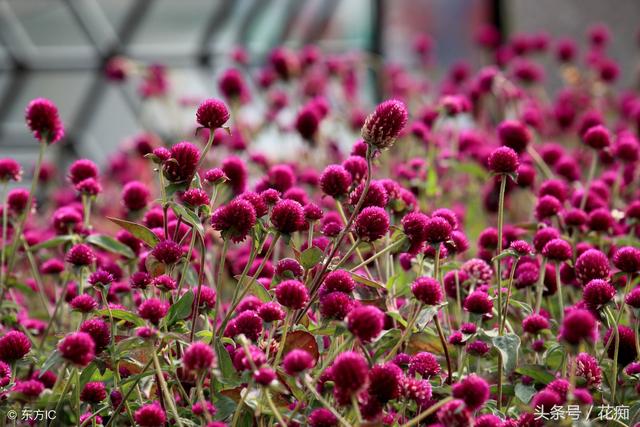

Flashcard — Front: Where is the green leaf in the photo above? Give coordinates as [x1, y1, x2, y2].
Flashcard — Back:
[30, 235, 74, 251]
[95, 309, 145, 327]
[40, 350, 62, 374]
[234, 276, 271, 302]
[165, 290, 194, 327]
[213, 395, 237, 421]
[86, 234, 135, 259]
[349, 272, 385, 290]
[374, 329, 401, 359]
[492, 333, 521, 374]
[79, 362, 98, 387]
[107, 217, 160, 247]
[165, 182, 188, 199]
[492, 248, 517, 263]
[415, 305, 442, 330]
[300, 246, 323, 269]
[170, 203, 205, 238]
[215, 341, 240, 386]
[515, 364, 555, 385]
[514, 383, 536, 404]
[426, 166, 438, 197]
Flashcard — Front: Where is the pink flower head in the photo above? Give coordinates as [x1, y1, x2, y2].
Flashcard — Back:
[559, 308, 597, 346]
[183, 342, 215, 371]
[283, 349, 315, 375]
[270, 199, 305, 234]
[58, 332, 95, 366]
[0, 330, 31, 362]
[25, 98, 64, 143]
[452, 374, 490, 410]
[134, 403, 166, 427]
[361, 99, 408, 149]
[163, 141, 200, 183]
[347, 305, 384, 343]
[0, 158, 22, 182]
[354, 206, 389, 242]
[196, 98, 230, 129]
[411, 276, 443, 306]
[275, 280, 309, 310]
[211, 198, 257, 243]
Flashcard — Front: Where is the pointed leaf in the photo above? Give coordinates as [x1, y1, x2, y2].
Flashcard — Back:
[86, 234, 135, 259]
[107, 217, 160, 247]
[492, 333, 521, 374]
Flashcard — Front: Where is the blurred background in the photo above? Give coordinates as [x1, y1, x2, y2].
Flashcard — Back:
[1, 0, 639, 168]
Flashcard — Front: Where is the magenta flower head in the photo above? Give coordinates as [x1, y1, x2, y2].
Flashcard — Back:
[66, 244, 96, 267]
[510, 240, 533, 256]
[575, 249, 610, 285]
[424, 216, 452, 244]
[258, 301, 286, 323]
[80, 382, 107, 404]
[58, 332, 95, 366]
[320, 292, 353, 320]
[323, 270, 356, 294]
[25, 98, 64, 143]
[121, 181, 150, 211]
[163, 141, 200, 183]
[183, 342, 215, 372]
[331, 351, 369, 394]
[68, 159, 98, 185]
[497, 120, 530, 153]
[604, 326, 637, 365]
[347, 305, 384, 343]
[402, 212, 428, 246]
[613, 246, 640, 273]
[0, 158, 22, 182]
[0, 330, 31, 362]
[488, 146, 520, 174]
[295, 105, 320, 141]
[309, 408, 338, 427]
[522, 313, 550, 334]
[221, 156, 247, 194]
[367, 363, 402, 403]
[320, 164, 352, 199]
[70, 294, 98, 313]
[559, 308, 597, 346]
[464, 290, 493, 315]
[437, 399, 472, 427]
[254, 367, 276, 386]
[408, 352, 441, 377]
[411, 277, 443, 306]
[151, 239, 183, 265]
[270, 199, 305, 234]
[275, 258, 304, 279]
[583, 125, 610, 150]
[138, 298, 169, 324]
[452, 374, 490, 410]
[283, 349, 315, 375]
[583, 279, 615, 309]
[0, 361, 10, 387]
[535, 195, 562, 221]
[79, 318, 111, 352]
[354, 206, 390, 242]
[275, 280, 309, 310]
[361, 99, 408, 150]
[196, 98, 230, 129]
[211, 199, 256, 242]
[541, 238, 572, 262]
[233, 310, 263, 340]
[134, 403, 166, 427]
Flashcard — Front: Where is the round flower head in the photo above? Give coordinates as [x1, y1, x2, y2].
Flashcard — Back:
[295, 105, 320, 141]
[323, 270, 356, 294]
[320, 292, 353, 320]
[233, 310, 263, 340]
[575, 249, 610, 284]
[309, 408, 338, 427]
[613, 246, 640, 273]
[402, 212, 428, 245]
[320, 165, 352, 198]
[75, 178, 101, 196]
[533, 227, 560, 252]
[211, 198, 257, 243]
[354, 206, 390, 241]
[488, 146, 520, 174]
[283, 349, 315, 375]
[164, 141, 200, 183]
[151, 239, 183, 265]
[275, 258, 304, 279]
[138, 298, 169, 324]
[461, 258, 493, 284]
[510, 239, 533, 256]
[452, 374, 490, 410]
[424, 216, 452, 244]
[522, 313, 550, 334]
[80, 381, 106, 404]
[0, 330, 31, 362]
[134, 403, 166, 427]
[79, 318, 111, 352]
[583, 125, 610, 150]
[275, 280, 309, 310]
[367, 363, 402, 403]
[535, 195, 562, 221]
[331, 351, 369, 393]
[411, 276, 443, 306]
[121, 181, 150, 211]
[13, 380, 45, 398]
[542, 238, 572, 262]
[270, 199, 305, 234]
[532, 389, 562, 413]
[342, 155, 368, 182]
[68, 159, 98, 185]
[196, 98, 230, 129]
[25, 98, 64, 143]
[0, 158, 22, 182]
[437, 399, 472, 427]
[258, 301, 286, 322]
[303, 203, 323, 222]
[573, 352, 602, 388]
[347, 305, 384, 343]
[66, 244, 96, 267]
[349, 180, 388, 208]
[204, 167, 227, 185]
[408, 352, 441, 377]
[183, 342, 215, 371]
[583, 279, 615, 309]
[497, 120, 530, 153]
[221, 156, 247, 194]
[464, 290, 493, 315]
[361, 99, 408, 149]
[58, 332, 95, 366]
[0, 361, 10, 387]
[604, 326, 638, 365]
[559, 308, 597, 346]
[70, 294, 98, 313]
[7, 188, 30, 215]
[254, 367, 276, 386]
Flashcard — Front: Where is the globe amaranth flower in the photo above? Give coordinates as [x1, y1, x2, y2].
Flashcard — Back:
[80, 381, 107, 404]
[233, 310, 263, 341]
[349, 180, 388, 208]
[535, 195, 562, 221]
[402, 377, 432, 407]
[0, 158, 22, 182]
[134, 403, 166, 427]
[322, 270, 356, 294]
[66, 244, 96, 267]
[254, 367, 276, 386]
[183, 342, 215, 371]
[488, 146, 520, 174]
[275, 280, 309, 310]
[583, 124, 610, 150]
[151, 239, 183, 265]
[354, 206, 390, 241]
[138, 298, 169, 325]
[270, 199, 305, 234]
[424, 216, 452, 244]
[275, 258, 304, 279]
[309, 408, 338, 427]
[464, 290, 493, 315]
[604, 326, 638, 365]
[542, 238, 572, 262]
[163, 141, 200, 183]
[70, 294, 98, 313]
[196, 98, 230, 129]
[0, 361, 11, 387]
[497, 120, 530, 153]
[258, 301, 286, 323]
[522, 313, 549, 334]
[79, 318, 111, 352]
[613, 246, 640, 273]
[25, 98, 64, 143]
[572, 352, 602, 388]
[320, 292, 353, 320]
[437, 399, 473, 427]
[283, 349, 315, 375]
[347, 305, 384, 343]
[361, 99, 408, 149]
[452, 374, 490, 410]
[411, 276, 443, 306]
[367, 363, 402, 403]
[0, 330, 31, 362]
[120, 181, 150, 211]
[211, 198, 257, 243]
[575, 249, 610, 284]
[583, 279, 615, 309]
[408, 351, 441, 378]
[559, 308, 597, 346]
[319, 165, 352, 199]
[58, 332, 95, 367]
[13, 380, 45, 398]
[331, 351, 369, 394]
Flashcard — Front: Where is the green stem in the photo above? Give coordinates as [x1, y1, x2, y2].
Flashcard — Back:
[384, 303, 420, 362]
[500, 259, 519, 335]
[534, 258, 548, 313]
[209, 238, 229, 345]
[580, 153, 598, 211]
[555, 262, 564, 321]
[273, 311, 292, 367]
[104, 358, 154, 427]
[265, 390, 286, 426]
[400, 397, 454, 427]
[434, 314, 452, 384]
[151, 351, 184, 427]
[303, 376, 352, 427]
[350, 237, 406, 272]
[496, 175, 506, 337]
[0, 182, 9, 291]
